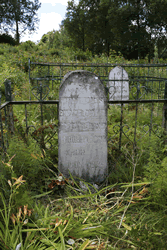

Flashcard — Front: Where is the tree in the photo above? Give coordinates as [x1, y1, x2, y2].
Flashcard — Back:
[0, 0, 12, 30]
[0, 0, 41, 44]
[62, 0, 167, 59]
[107, 0, 167, 59]
[146, 0, 167, 58]
[62, 0, 89, 52]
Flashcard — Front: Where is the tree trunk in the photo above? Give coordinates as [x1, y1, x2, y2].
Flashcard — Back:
[82, 23, 85, 52]
[137, 0, 141, 59]
[15, 18, 20, 44]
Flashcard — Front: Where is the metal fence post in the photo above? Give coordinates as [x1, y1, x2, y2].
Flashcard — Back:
[4, 79, 14, 135]
[0, 91, 5, 153]
[163, 81, 167, 131]
[39, 83, 45, 151]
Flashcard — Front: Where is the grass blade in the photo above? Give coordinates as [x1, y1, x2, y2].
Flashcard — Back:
[58, 227, 65, 250]
[78, 239, 90, 250]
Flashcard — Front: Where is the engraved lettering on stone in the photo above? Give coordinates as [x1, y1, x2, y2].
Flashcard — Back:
[59, 70, 108, 182]
[108, 66, 129, 101]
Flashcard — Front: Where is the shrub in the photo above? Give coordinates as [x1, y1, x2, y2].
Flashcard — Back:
[50, 48, 59, 57]
[5, 135, 49, 192]
[143, 138, 167, 206]
[0, 34, 16, 46]
[20, 40, 37, 51]
[74, 49, 92, 61]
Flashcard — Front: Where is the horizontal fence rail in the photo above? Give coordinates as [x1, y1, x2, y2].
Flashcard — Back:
[1, 99, 167, 107]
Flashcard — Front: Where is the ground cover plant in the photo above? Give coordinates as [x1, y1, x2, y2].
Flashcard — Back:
[0, 42, 167, 249]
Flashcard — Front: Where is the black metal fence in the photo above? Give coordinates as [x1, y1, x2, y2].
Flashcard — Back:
[0, 62, 167, 164]
[28, 60, 167, 100]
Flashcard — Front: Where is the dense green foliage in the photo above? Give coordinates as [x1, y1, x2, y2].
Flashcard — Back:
[0, 42, 167, 249]
[62, 0, 167, 59]
[1, 0, 167, 60]
[0, 33, 16, 45]
[0, 0, 41, 44]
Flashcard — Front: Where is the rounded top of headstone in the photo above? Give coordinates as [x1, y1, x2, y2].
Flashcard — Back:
[59, 70, 107, 100]
[60, 70, 101, 88]
[109, 66, 129, 80]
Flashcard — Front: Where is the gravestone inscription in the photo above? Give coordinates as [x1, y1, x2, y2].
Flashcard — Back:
[59, 70, 108, 183]
[108, 66, 129, 101]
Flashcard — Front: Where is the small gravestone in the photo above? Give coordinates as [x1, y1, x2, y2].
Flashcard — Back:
[108, 66, 129, 101]
[59, 70, 108, 183]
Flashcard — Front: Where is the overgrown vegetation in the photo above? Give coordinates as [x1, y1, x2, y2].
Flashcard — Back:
[0, 41, 167, 249]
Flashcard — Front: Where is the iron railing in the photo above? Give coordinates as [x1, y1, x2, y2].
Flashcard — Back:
[28, 60, 167, 100]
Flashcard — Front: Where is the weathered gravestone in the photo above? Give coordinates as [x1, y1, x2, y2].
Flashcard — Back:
[59, 70, 108, 183]
[108, 66, 129, 101]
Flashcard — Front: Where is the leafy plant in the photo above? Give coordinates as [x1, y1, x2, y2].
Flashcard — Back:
[5, 136, 49, 192]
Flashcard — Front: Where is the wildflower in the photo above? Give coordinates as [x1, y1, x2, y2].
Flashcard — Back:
[10, 214, 16, 225]
[23, 219, 28, 225]
[8, 180, 12, 187]
[17, 206, 22, 220]
[24, 205, 28, 216]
